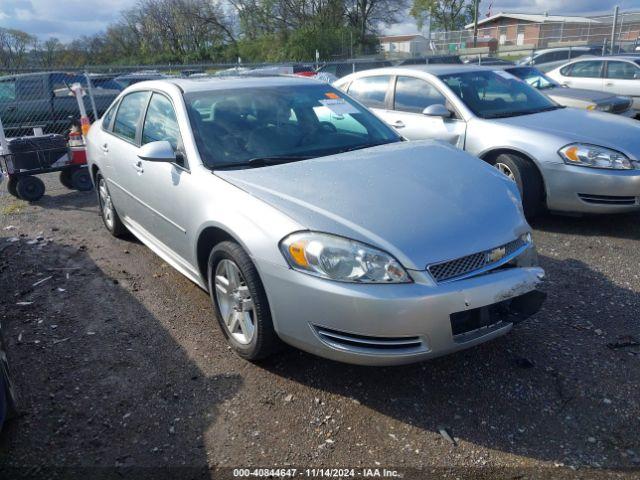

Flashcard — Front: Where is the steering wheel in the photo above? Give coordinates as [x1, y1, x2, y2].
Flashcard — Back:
[319, 121, 337, 133]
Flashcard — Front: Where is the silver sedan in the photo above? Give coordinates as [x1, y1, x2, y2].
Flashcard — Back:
[86, 76, 544, 365]
[335, 65, 640, 217]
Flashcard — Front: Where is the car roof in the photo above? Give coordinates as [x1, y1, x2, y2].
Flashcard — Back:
[156, 75, 323, 93]
[565, 55, 639, 62]
[533, 46, 592, 54]
[389, 64, 498, 76]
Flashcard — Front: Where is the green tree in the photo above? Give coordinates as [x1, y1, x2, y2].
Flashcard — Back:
[410, 0, 472, 32]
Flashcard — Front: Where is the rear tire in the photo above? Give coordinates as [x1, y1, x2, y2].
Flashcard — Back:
[208, 241, 281, 361]
[16, 176, 45, 202]
[490, 153, 544, 219]
[96, 172, 127, 238]
[70, 168, 93, 191]
[6, 177, 19, 197]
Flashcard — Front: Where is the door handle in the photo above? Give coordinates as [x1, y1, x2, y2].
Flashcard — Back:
[101, 143, 109, 153]
[605, 82, 614, 86]
[134, 160, 144, 174]
[392, 120, 406, 129]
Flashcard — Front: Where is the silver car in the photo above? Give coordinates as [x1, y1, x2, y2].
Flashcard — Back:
[546, 56, 640, 114]
[86, 76, 545, 366]
[504, 66, 634, 117]
[335, 65, 640, 217]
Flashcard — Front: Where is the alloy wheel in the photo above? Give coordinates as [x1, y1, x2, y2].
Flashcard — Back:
[495, 162, 516, 181]
[214, 259, 256, 345]
[98, 178, 114, 230]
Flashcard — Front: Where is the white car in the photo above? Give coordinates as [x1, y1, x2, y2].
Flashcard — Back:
[547, 56, 640, 114]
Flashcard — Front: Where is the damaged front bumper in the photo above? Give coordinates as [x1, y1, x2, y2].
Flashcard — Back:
[259, 249, 546, 366]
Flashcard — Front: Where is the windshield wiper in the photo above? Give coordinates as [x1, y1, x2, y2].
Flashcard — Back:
[213, 155, 313, 170]
[484, 105, 564, 119]
[334, 140, 399, 155]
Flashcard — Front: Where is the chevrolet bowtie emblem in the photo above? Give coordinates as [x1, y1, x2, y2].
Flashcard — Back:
[486, 246, 507, 264]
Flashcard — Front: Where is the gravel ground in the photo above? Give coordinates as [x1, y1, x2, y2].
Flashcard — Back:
[0, 173, 639, 479]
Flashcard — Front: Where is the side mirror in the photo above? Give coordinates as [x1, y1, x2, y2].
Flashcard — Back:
[137, 140, 176, 162]
[634, 72, 640, 80]
[422, 104, 451, 118]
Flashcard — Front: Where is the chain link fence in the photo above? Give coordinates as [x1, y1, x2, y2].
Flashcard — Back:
[415, 12, 640, 61]
[1, 11, 640, 141]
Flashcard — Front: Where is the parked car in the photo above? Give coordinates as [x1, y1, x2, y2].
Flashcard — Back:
[0, 72, 119, 135]
[316, 60, 393, 79]
[516, 46, 602, 72]
[397, 55, 462, 66]
[87, 73, 124, 92]
[546, 56, 640, 114]
[335, 65, 640, 217]
[504, 66, 634, 116]
[114, 72, 169, 89]
[464, 56, 514, 66]
[86, 76, 545, 365]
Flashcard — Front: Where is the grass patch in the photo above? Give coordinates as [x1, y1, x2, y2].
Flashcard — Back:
[1, 201, 23, 215]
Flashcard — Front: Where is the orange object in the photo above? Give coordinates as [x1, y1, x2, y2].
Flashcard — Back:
[80, 117, 91, 136]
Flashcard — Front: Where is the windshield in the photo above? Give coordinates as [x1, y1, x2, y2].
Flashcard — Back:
[507, 67, 560, 90]
[184, 85, 401, 169]
[439, 70, 561, 119]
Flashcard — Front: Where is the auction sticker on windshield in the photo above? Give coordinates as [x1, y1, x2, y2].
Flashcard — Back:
[319, 98, 359, 115]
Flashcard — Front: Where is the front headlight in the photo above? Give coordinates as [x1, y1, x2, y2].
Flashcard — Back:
[558, 144, 634, 170]
[587, 103, 612, 112]
[280, 232, 411, 283]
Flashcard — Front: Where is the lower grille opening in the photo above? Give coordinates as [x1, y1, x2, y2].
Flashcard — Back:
[314, 326, 425, 354]
[578, 194, 637, 206]
[450, 290, 546, 341]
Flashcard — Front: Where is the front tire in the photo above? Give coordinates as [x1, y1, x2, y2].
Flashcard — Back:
[96, 172, 127, 238]
[491, 153, 544, 218]
[208, 241, 281, 361]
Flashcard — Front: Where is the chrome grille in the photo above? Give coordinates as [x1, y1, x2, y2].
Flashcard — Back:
[428, 237, 527, 283]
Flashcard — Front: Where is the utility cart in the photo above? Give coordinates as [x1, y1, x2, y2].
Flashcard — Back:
[0, 133, 92, 202]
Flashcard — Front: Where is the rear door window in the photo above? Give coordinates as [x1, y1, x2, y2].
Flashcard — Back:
[606, 61, 640, 79]
[113, 91, 150, 142]
[0, 79, 16, 102]
[567, 60, 604, 78]
[347, 76, 391, 109]
[101, 100, 119, 131]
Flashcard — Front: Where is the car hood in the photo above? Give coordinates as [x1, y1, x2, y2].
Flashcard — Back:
[545, 86, 619, 103]
[216, 141, 528, 271]
[491, 107, 640, 159]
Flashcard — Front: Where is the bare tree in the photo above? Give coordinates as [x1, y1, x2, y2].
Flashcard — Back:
[0, 28, 37, 69]
[344, 0, 408, 49]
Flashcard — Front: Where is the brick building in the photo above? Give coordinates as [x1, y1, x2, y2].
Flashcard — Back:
[464, 13, 600, 49]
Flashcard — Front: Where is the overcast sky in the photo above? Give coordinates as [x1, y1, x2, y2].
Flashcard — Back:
[1, 0, 640, 42]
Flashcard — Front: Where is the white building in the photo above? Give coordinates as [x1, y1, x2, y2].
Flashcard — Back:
[378, 34, 429, 58]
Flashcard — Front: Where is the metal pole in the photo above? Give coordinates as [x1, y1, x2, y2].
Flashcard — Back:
[472, 0, 480, 48]
[0, 114, 8, 155]
[84, 70, 98, 121]
[611, 5, 619, 55]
